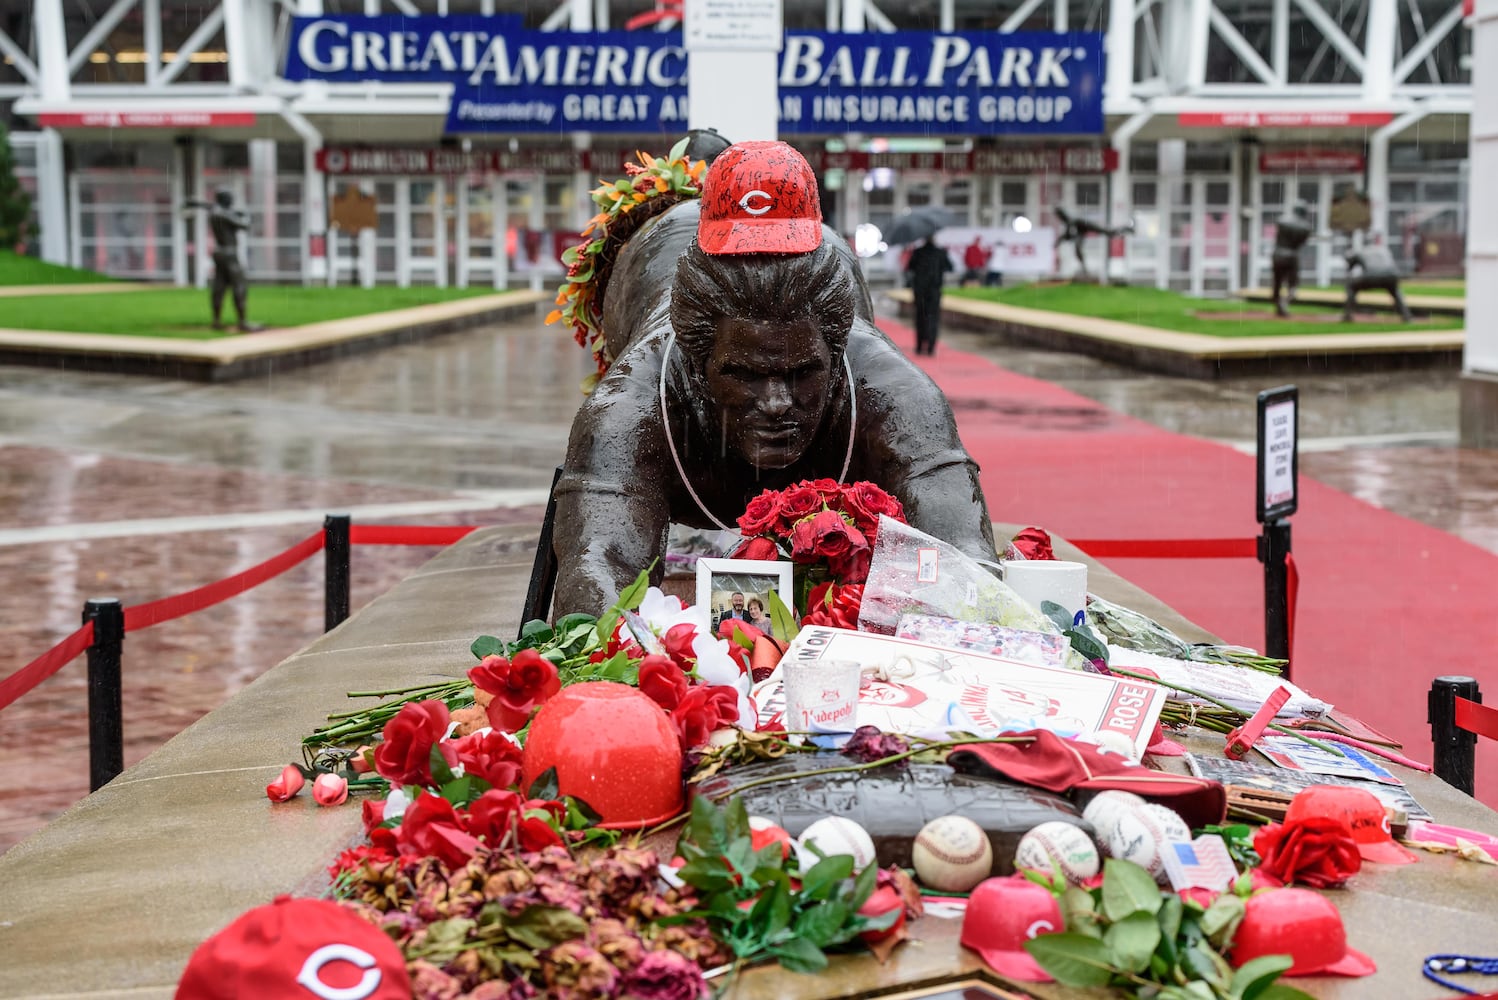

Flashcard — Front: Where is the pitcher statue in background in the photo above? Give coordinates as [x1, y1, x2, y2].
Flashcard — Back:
[183, 188, 261, 333]
[552, 141, 998, 615]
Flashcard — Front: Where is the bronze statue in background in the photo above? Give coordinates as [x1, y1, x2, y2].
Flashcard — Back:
[1054, 206, 1133, 281]
[1271, 203, 1314, 318]
[184, 189, 261, 332]
[552, 141, 997, 614]
[1343, 245, 1413, 323]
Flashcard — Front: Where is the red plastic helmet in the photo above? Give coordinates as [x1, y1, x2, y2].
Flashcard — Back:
[520, 682, 684, 829]
[959, 877, 1063, 983]
[1230, 888, 1375, 977]
[697, 141, 823, 255]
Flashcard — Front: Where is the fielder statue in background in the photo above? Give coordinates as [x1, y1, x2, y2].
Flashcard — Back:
[1343, 245, 1413, 323]
[1271, 203, 1314, 318]
[183, 189, 262, 333]
[1054, 206, 1133, 281]
[552, 141, 998, 615]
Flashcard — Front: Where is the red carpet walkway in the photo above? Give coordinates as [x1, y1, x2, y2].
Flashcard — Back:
[886, 320, 1498, 806]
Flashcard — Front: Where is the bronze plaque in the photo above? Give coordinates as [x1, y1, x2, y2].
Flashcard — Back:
[1329, 189, 1372, 233]
[329, 185, 378, 232]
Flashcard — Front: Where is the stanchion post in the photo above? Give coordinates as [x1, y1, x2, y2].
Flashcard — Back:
[1430, 675, 1480, 796]
[1256, 385, 1298, 678]
[1259, 518, 1292, 669]
[325, 513, 352, 632]
[83, 598, 124, 791]
[520, 466, 565, 636]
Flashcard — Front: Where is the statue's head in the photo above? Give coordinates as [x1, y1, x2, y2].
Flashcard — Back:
[214, 188, 233, 207]
[1291, 201, 1311, 217]
[681, 127, 733, 166]
[670, 142, 854, 471]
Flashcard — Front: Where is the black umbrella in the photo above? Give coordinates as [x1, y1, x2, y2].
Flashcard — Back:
[883, 206, 957, 246]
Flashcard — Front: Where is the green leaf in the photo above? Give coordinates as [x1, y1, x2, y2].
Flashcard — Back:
[1200, 893, 1246, 950]
[1182, 942, 1231, 988]
[1061, 886, 1097, 923]
[1101, 858, 1163, 921]
[616, 566, 651, 612]
[1023, 933, 1119, 987]
[471, 634, 506, 660]
[750, 880, 793, 940]
[439, 774, 479, 807]
[1041, 600, 1075, 632]
[1252, 984, 1318, 1000]
[1104, 911, 1162, 974]
[767, 936, 828, 974]
[1156, 893, 1183, 965]
[798, 855, 854, 900]
[519, 619, 554, 645]
[848, 859, 879, 909]
[429, 744, 456, 787]
[526, 766, 559, 802]
[668, 136, 690, 162]
[505, 904, 589, 950]
[1066, 626, 1110, 665]
[1232, 954, 1294, 1000]
[794, 900, 851, 948]
[767, 588, 799, 643]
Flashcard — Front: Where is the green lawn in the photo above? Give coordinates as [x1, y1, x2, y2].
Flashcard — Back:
[954, 283, 1464, 338]
[1300, 281, 1465, 299]
[0, 285, 508, 338]
[0, 250, 110, 286]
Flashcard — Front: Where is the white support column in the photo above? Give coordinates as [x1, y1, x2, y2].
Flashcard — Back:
[171, 142, 189, 286]
[939, 0, 954, 32]
[68, 172, 82, 269]
[493, 177, 508, 290]
[396, 180, 412, 288]
[1462, 0, 1498, 445]
[1184, 0, 1211, 89]
[826, 0, 840, 30]
[1247, 154, 1263, 288]
[1108, 112, 1151, 280]
[572, 131, 594, 230]
[34, 130, 69, 265]
[358, 183, 376, 288]
[193, 143, 210, 289]
[843, 0, 865, 33]
[224, 0, 253, 89]
[570, 0, 593, 30]
[1272, 0, 1289, 84]
[1053, 0, 1068, 31]
[144, 0, 162, 85]
[34, 0, 71, 102]
[528, 175, 544, 293]
[1157, 138, 1183, 290]
[1368, 109, 1428, 243]
[1105, 0, 1136, 107]
[434, 178, 448, 288]
[1363, 0, 1397, 103]
[456, 176, 470, 289]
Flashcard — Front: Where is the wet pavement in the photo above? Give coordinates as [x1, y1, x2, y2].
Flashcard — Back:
[1, 300, 1493, 853]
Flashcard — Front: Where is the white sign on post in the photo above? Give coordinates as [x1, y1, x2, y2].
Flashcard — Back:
[1262, 399, 1296, 509]
[683, 0, 784, 51]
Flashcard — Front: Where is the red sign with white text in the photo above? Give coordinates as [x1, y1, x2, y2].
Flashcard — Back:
[1179, 111, 1394, 128]
[1259, 150, 1366, 173]
[38, 111, 258, 128]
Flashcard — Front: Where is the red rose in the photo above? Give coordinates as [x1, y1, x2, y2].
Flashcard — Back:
[807, 478, 844, 502]
[800, 583, 864, 629]
[1253, 816, 1362, 888]
[736, 491, 782, 537]
[465, 788, 524, 847]
[373, 701, 457, 787]
[450, 729, 524, 790]
[517, 814, 565, 851]
[669, 684, 740, 749]
[662, 623, 698, 671]
[840, 482, 905, 536]
[1009, 527, 1056, 561]
[776, 485, 822, 530]
[397, 791, 479, 869]
[787, 517, 818, 562]
[362, 798, 386, 835]
[469, 650, 562, 733]
[812, 509, 865, 561]
[639, 654, 690, 710]
[828, 544, 873, 584]
[731, 536, 780, 561]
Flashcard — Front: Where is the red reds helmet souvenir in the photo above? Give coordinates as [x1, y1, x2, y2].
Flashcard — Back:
[697, 141, 823, 255]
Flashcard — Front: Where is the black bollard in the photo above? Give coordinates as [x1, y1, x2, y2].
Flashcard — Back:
[325, 513, 352, 632]
[1430, 675, 1480, 796]
[1258, 518, 1292, 676]
[83, 598, 125, 791]
[520, 467, 565, 636]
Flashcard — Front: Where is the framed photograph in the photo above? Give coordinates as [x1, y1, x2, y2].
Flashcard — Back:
[695, 558, 795, 641]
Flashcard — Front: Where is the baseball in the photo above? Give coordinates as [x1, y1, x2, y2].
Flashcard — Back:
[1082, 730, 1139, 760]
[1104, 805, 1169, 881]
[798, 816, 878, 871]
[1081, 790, 1147, 841]
[1141, 803, 1192, 844]
[912, 815, 993, 892]
[1014, 821, 1101, 885]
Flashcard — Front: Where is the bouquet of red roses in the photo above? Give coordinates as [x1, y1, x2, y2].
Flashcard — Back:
[732, 479, 906, 627]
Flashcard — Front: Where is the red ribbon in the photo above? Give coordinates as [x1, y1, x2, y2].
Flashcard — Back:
[1456, 696, 1498, 743]
[349, 525, 478, 546]
[1068, 538, 1259, 559]
[123, 531, 326, 631]
[0, 622, 96, 713]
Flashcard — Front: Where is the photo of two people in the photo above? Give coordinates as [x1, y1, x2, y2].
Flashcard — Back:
[711, 579, 776, 636]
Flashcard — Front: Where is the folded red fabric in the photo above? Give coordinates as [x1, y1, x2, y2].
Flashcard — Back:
[948, 729, 1227, 830]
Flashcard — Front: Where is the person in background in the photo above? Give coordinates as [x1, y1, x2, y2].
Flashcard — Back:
[961, 236, 991, 286]
[906, 235, 952, 356]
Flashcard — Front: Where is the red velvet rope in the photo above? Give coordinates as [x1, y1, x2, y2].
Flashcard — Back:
[1285, 551, 1299, 662]
[349, 525, 479, 546]
[1068, 538, 1260, 559]
[1456, 696, 1498, 743]
[122, 531, 327, 632]
[0, 621, 96, 713]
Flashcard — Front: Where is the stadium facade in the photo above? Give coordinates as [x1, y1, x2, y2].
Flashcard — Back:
[0, 0, 1474, 294]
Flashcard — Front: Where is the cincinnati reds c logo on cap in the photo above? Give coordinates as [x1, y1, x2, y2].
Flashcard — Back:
[738, 190, 774, 215]
[1026, 919, 1055, 939]
[296, 944, 382, 1000]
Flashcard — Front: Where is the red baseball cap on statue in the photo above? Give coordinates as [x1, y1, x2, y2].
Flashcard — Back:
[697, 141, 823, 255]
[1286, 785, 1419, 865]
[959, 877, 1063, 983]
[176, 895, 411, 1000]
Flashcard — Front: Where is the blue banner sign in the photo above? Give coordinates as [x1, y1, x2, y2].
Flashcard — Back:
[284, 15, 1104, 136]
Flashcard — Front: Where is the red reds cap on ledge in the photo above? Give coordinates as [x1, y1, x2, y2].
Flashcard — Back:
[697, 141, 823, 255]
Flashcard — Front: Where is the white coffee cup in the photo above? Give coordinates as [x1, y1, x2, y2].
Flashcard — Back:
[1001, 559, 1089, 623]
[781, 658, 861, 737]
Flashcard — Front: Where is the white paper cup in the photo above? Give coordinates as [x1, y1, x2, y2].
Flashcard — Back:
[1001, 559, 1088, 622]
[782, 658, 861, 735]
